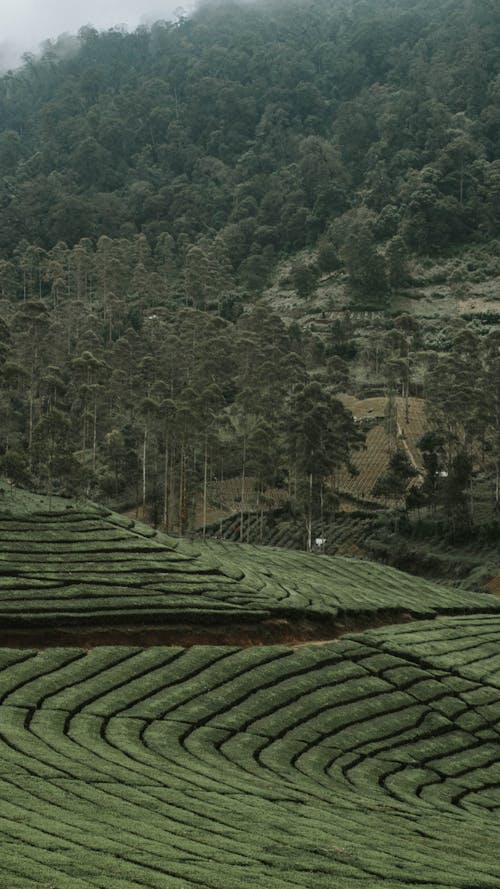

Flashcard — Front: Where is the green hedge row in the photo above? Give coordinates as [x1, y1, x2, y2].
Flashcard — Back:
[0, 622, 499, 886]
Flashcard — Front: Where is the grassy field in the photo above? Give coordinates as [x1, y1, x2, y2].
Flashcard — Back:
[0, 616, 498, 887]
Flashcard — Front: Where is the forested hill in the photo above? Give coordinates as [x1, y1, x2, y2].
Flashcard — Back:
[0, 0, 500, 306]
[0, 0, 499, 545]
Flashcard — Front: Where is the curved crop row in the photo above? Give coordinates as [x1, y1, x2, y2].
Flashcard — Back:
[0, 614, 498, 887]
[0, 507, 498, 629]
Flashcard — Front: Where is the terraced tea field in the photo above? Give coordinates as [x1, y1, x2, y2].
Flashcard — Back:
[0, 615, 499, 887]
[1, 498, 500, 886]
[0, 505, 499, 644]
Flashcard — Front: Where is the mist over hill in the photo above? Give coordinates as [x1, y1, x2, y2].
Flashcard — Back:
[0, 0, 499, 555]
[1, 8, 500, 882]
[1, 0, 499, 271]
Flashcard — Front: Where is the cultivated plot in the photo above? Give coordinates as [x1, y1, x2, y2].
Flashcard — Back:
[0, 507, 498, 630]
[0, 615, 499, 887]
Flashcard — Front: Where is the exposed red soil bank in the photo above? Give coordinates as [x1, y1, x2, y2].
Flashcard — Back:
[0, 611, 419, 650]
[484, 574, 500, 595]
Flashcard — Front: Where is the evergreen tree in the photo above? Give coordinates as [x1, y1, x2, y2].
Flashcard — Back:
[288, 382, 362, 550]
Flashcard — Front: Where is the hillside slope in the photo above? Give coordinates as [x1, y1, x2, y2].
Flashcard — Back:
[0, 617, 499, 887]
[0, 0, 499, 529]
[1, 0, 500, 297]
[0, 500, 499, 644]
[0, 494, 499, 886]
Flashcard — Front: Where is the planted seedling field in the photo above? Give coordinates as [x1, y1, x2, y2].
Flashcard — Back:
[0, 502, 499, 886]
[0, 506, 499, 646]
[0, 614, 498, 887]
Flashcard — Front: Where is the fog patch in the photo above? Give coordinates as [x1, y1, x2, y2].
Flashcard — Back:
[0, 1, 195, 71]
[0, 41, 24, 72]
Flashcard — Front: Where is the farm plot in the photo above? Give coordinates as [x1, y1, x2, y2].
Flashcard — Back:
[201, 539, 500, 620]
[0, 507, 499, 633]
[336, 396, 426, 502]
[0, 509, 281, 628]
[335, 423, 394, 502]
[0, 614, 499, 887]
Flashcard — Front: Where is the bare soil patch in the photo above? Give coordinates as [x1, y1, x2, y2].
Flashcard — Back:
[0, 610, 431, 650]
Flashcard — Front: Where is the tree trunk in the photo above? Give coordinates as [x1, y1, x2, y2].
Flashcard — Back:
[142, 424, 148, 519]
[203, 435, 208, 541]
[320, 482, 324, 551]
[28, 387, 34, 469]
[240, 435, 246, 543]
[47, 451, 53, 511]
[92, 396, 97, 473]
[178, 441, 185, 536]
[163, 436, 169, 531]
[469, 474, 474, 526]
[307, 471, 313, 552]
[82, 397, 87, 451]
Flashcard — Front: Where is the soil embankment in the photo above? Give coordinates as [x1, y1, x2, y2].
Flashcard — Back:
[0, 608, 471, 649]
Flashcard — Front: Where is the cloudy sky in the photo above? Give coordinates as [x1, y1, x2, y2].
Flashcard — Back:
[0, 0, 195, 68]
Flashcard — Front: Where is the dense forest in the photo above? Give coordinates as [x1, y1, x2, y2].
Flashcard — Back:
[2, 0, 500, 290]
[0, 0, 499, 541]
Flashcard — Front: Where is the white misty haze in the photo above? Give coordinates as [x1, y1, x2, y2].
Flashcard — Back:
[0, 0, 194, 69]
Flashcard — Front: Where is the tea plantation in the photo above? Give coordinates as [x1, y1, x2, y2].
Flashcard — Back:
[0, 504, 498, 631]
[0, 619, 499, 887]
[0, 501, 499, 886]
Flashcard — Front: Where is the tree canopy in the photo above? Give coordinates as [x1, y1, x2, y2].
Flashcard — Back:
[0, 0, 499, 298]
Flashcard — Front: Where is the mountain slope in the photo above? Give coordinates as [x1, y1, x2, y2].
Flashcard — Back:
[0, 499, 498, 640]
[0, 0, 499, 298]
